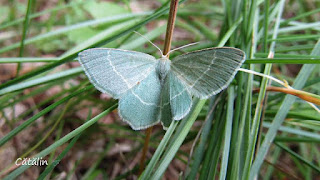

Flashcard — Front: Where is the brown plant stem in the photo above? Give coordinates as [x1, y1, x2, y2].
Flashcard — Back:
[138, 0, 180, 176]
[254, 86, 320, 105]
[163, 0, 179, 56]
[139, 127, 153, 175]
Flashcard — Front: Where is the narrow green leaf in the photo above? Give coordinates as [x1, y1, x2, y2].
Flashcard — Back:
[0, 67, 82, 95]
[3, 104, 117, 180]
[0, 85, 94, 147]
[150, 99, 206, 179]
[139, 120, 178, 180]
[275, 142, 320, 173]
[219, 87, 234, 180]
[250, 40, 320, 179]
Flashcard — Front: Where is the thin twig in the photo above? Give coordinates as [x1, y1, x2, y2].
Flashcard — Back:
[138, 127, 153, 175]
[163, 0, 179, 56]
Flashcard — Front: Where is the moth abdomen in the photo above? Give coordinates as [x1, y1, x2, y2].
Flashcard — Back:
[156, 57, 171, 85]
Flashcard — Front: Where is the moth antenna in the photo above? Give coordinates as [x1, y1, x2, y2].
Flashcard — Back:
[133, 31, 164, 56]
[166, 42, 199, 56]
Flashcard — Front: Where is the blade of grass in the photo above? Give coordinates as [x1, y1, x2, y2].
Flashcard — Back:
[280, 8, 320, 25]
[0, 85, 94, 147]
[274, 136, 320, 143]
[267, 34, 320, 42]
[0, 1, 85, 30]
[3, 104, 117, 180]
[185, 96, 216, 179]
[274, 142, 320, 173]
[263, 122, 320, 139]
[276, 44, 314, 52]
[81, 139, 114, 180]
[0, 67, 83, 95]
[149, 99, 206, 179]
[17, 0, 33, 76]
[246, 1, 286, 179]
[20, 100, 74, 160]
[47, 115, 65, 179]
[139, 120, 179, 179]
[227, 73, 244, 179]
[219, 87, 234, 180]
[254, 53, 320, 59]
[60, 19, 139, 58]
[249, 40, 320, 179]
[0, 57, 60, 63]
[37, 105, 90, 180]
[245, 58, 320, 64]
[181, 17, 217, 42]
[0, 12, 151, 54]
[277, 22, 320, 34]
[0, 2, 181, 90]
[205, 106, 227, 180]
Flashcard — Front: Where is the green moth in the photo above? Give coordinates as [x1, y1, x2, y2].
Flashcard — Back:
[78, 47, 245, 130]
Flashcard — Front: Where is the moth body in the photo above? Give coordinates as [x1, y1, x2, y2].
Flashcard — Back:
[156, 57, 171, 85]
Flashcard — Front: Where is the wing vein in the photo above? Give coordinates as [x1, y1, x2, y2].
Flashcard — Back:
[107, 50, 132, 88]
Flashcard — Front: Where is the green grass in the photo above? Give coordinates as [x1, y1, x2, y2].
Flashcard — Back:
[0, 0, 319, 179]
